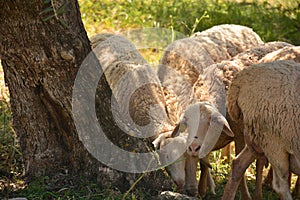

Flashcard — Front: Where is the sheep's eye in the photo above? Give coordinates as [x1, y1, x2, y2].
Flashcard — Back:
[194, 136, 198, 139]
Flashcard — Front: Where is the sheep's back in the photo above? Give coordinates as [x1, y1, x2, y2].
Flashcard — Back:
[158, 38, 214, 122]
[260, 46, 300, 63]
[234, 41, 293, 67]
[92, 34, 173, 137]
[192, 24, 264, 62]
[228, 60, 300, 151]
[159, 37, 214, 85]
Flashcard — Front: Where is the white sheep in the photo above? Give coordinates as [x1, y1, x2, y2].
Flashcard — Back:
[154, 129, 216, 196]
[88, 34, 185, 177]
[156, 32, 215, 197]
[223, 60, 300, 200]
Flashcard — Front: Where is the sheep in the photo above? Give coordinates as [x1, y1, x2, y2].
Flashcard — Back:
[155, 24, 264, 197]
[191, 24, 264, 63]
[89, 34, 183, 176]
[156, 41, 293, 199]
[260, 46, 300, 63]
[191, 42, 297, 199]
[223, 60, 300, 200]
[155, 38, 215, 197]
[157, 37, 215, 125]
[92, 34, 174, 139]
[256, 45, 300, 196]
[154, 129, 216, 196]
[91, 34, 213, 194]
[155, 31, 217, 198]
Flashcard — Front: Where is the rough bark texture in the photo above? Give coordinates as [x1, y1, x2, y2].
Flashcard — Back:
[0, 0, 172, 192]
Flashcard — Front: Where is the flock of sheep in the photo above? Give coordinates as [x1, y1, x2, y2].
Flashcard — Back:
[91, 24, 300, 200]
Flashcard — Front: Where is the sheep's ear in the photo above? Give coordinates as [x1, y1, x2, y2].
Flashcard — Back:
[171, 123, 180, 137]
[198, 112, 233, 158]
[171, 120, 187, 138]
[221, 117, 234, 137]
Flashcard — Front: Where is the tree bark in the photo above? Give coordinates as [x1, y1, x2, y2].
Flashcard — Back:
[0, 0, 171, 192]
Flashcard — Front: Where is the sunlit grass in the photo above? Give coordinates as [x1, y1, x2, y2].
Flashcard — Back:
[79, 0, 300, 45]
[0, 65, 25, 199]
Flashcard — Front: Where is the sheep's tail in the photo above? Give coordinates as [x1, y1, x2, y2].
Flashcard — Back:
[226, 77, 242, 122]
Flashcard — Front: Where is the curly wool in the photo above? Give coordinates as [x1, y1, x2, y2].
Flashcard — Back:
[91, 34, 174, 137]
[191, 24, 264, 62]
[227, 60, 300, 156]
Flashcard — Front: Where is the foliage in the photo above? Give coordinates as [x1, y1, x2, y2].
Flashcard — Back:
[79, 0, 300, 45]
[0, 91, 25, 198]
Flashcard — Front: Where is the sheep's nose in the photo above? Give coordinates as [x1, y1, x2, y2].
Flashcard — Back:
[188, 142, 200, 157]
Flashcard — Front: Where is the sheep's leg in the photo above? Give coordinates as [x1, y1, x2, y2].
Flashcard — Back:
[222, 146, 255, 200]
[207, 168, 216, 194]
[264, 166, 273, 188]
[198, 161, 208, 198]
[233, 128, 252, 200]
[270, 153, 292, 200]
[252, 157, 266, 200]
[185, 156, 198, 196]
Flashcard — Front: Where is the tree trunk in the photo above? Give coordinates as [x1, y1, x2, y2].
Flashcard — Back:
[0, 0, 171, 192]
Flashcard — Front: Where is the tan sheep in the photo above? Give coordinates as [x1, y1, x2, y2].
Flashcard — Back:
[91, 34, 174, 139]
[157, 38, 214, 125]
[88, 34, 183, 176]
[191, 24, 264, 62]
[223, 60, 300, 200]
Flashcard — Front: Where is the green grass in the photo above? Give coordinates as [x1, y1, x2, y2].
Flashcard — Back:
[1, 0, 300, 199]
[79, 0, 300, 45]
[0, 91, 25, 199]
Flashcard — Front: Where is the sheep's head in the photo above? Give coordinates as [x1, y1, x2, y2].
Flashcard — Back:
[171, 102, 234, 159]
[152, 132, 187, 189]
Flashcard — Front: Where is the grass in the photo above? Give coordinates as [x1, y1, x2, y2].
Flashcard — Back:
[79, 0, 300, 45]
[0, 66, 26, 199]
[1, 0, 300, 199]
